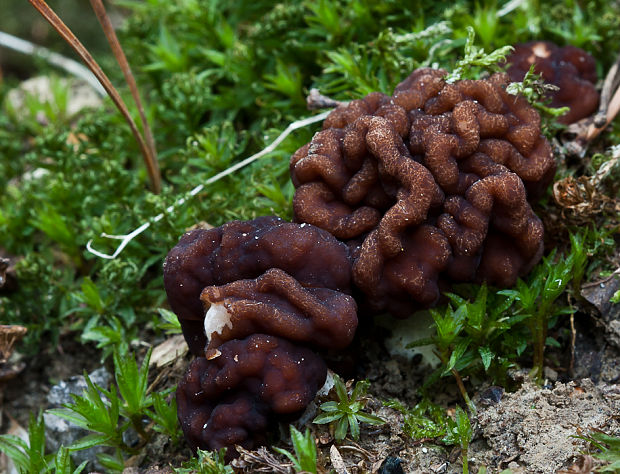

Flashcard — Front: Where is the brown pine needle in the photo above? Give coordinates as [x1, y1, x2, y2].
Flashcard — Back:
[89, 0, 159, 174]
[28, 0, 162, 194]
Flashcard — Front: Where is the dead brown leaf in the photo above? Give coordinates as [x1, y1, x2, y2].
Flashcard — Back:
[0, 325, 27, 364]
[557, 455, 594, 473]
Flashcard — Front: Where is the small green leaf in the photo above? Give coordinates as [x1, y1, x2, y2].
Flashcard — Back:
[114, 346, 153, 418]
[351, 380, 370, 402]
[355, 412, 385, 425]
[273, 446, 301, 472]
[68, 433, 114, 451]
[150, 391, 180, 441]
[81, 277, 104, 313]
[334, 417, 349, 441]
[275, 427, 317, 474]
[446, 339, 470, 373]
[478, 346, 494, 371]
[96, 449, 125, 472]
[0, 435, 30, 470]
[157, 308, 182, 334]
[313, 412, 343, 425]
[454, 406, 473, 445]
[333, 374, 348, 403]
[318, 401, 339, 412]
[348, 414, 360, 440]
[291, 426, 317, 473]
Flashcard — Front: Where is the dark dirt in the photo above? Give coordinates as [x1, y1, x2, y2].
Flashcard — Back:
[1, 337, 103, 428]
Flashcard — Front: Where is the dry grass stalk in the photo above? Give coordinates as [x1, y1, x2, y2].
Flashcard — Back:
[28, 0, 162, 194]
[89, 0, 159, 172]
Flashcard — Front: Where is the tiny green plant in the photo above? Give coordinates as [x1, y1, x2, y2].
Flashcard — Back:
[148, 391, 181, 445]
[0, 411, 87, 473]
[313, 374, 385, 442]
[47, 345, 180, 471]
[385, 398, 453, 440]
[80, 316, 135, 361]
[442, 406, 474, 474]
[3, 75, 72, 134]
[500, 250, 575, 383]
[386, 399, 473, 474]
[173, 448, 233, 474]
[274, 426, 319, 474]
[410, 233, 585, 392]
[0, 411, 48, 473]
[113, 346, 153, 438]
[505, 64, 570, 136]
[52, 446, 88, 474]
[444, 26, 513, 83]
[408, 283, 523, 411]
[574, 429, 620, 472]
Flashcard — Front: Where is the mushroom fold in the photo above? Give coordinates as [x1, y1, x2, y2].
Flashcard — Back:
[163, 216, 355, 355]
[504, 41, 599, 124]
[176, 334, 327, 456]
[291, 68, 553, 316]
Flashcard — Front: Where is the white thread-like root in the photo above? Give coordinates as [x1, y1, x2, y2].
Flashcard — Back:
[86, 110, 331, 259]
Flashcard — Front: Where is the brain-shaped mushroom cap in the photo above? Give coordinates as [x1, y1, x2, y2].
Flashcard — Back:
[291, 68, 551, 316]
[505, 41, 599, 124]
[163, 216, 356, 355]
[177, 334, 327, 455]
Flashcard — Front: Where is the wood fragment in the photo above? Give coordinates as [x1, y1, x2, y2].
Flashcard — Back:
[0, 325, 27, 364]
[306, 88, 344, 110]
[330, 444, 350, 474]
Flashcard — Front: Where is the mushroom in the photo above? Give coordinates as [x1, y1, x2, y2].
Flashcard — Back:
[163, 216, 355, 356]
[505, 41, 599, 124]
[164, 217, 357, 455]
[291, 68, 553, 316]
[176, 334, 326, 456]
[166, 66, 558, 455]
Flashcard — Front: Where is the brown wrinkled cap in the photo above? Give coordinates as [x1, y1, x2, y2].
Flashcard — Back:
[176, 334, 326, 457]
[505, 41, 599, 124]
[291, 68, 551, 316]
[163, 216, 353, 355]
[200, 267, 357, 354]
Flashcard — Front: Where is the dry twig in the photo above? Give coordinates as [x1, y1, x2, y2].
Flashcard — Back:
[232, 446, 292, 473]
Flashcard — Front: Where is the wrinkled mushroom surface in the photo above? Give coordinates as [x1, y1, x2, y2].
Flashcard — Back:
[176, 334, 327, 456]
[505, 41, 599, 124]
[167, 67, 559, 457]
[291, 68, 552, 316]
[163, 216, 355, 355]
[200, 267, 357, 356]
